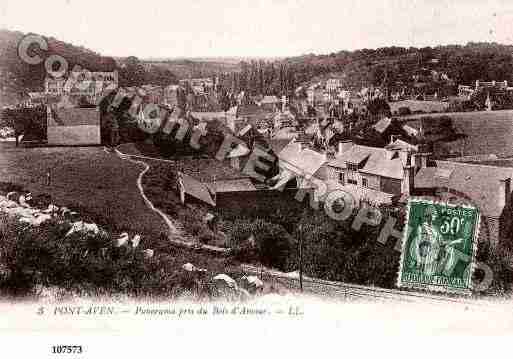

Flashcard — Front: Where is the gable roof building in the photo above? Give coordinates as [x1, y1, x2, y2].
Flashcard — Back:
[322, 141, 424, 204]
[385, 138, 419, 152]
[414, 160, 513, 245]
[328, 144, 406, 180]
[415, 161, 513, 218]
[270, 140, 327, 190]
[178, 172, 216, 207]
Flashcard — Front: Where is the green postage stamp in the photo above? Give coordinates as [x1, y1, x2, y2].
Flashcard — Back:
[397, 198, 480, 295]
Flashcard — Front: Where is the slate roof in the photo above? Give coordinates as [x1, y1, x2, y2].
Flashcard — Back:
[180, 173, 215, 206]
[227, 143, 251, 158]
[385, 139, 419, 152]
[260, 95, 280, 104]
[414, 161, 513, 217]
[278, 141, 327, 177]
[206, 178, 257, 193]
[372, 117, 393, 134]
[328, 145, 405, 180]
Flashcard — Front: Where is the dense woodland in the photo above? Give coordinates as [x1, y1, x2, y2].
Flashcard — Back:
[217, 42, 513, 98]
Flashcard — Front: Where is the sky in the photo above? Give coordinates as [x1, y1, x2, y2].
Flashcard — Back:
[1, 0, 513, 58]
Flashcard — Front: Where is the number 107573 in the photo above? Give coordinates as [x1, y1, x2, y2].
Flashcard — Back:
[51, 346, 83, 354]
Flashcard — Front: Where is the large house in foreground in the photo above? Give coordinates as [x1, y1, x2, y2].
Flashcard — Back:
[321, 141, 428, 204]
[320, 140, 513, 245]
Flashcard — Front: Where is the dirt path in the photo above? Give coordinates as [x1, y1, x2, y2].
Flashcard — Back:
[111, 147, 180, 235]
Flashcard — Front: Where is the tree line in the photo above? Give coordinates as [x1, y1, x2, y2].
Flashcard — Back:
[216, 42, 513, 98]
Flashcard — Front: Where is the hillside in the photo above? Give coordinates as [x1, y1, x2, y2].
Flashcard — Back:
[281, 43, 513, 91]
[0, 29, 178, 108]
[219, 43, 513, 97]
[144, 43, 513, 92]
[0, 29, 118, 108]
[142, 58, 241, 79]
[141, 57, 284, 79]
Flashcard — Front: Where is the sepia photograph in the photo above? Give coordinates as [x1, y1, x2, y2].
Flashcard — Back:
[1, 0, 513, 356]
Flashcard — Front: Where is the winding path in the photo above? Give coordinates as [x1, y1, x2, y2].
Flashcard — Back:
[110, 147, 179, 234]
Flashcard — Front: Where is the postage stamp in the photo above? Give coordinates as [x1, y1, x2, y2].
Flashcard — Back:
[397, 198, 481, 295]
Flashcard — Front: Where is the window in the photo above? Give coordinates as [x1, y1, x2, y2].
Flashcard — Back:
[347, 163, 359, 171]
[362, 178, 368, 188]
[338, 172, 345, 185]
[348, 179, 357, 185]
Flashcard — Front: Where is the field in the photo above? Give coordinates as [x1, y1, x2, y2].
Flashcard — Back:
[0, 143, 168, 236]
[389, 100, 450, 114]
[401, 110, 513, 158]
[0, 142, 255, 298]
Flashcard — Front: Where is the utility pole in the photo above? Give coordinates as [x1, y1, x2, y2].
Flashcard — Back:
[298, 223, 304, 292]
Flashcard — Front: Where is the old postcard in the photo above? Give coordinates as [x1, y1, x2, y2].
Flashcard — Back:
[2, 0, 513, 357]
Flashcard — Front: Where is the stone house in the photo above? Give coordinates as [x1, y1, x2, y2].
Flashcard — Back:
[322, 141, 427, 204]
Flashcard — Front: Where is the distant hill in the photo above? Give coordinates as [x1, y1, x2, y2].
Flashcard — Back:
[278, 43, 513, 92]
[142, 59, 242, 79]
[0, 29, 178, 108]
[0, 29, 118, 108]
[215, 42, 513, 98]
[141, 56, 285, 79]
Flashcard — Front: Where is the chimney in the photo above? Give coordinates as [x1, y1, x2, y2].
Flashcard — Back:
[412, 153, 418, 169]
[419, 153, 429, 168]
[386, 149, 396, 161]
[402, 166, 415, 197]
[413, 152, 430, 170]
[499, 178, 511, 209]
[338, 140, 353, 155]
[398, 149, 412, 167]
[231, 157, 240, 171]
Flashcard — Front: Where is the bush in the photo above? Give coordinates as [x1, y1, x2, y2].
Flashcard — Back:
[228, 218, 295, 271]
[0, 182, 24, 193]
[291, 210, 400, 288]
[186, 222, 204, 236]
[397, 106, 411, 116]
[475, 241, 513, 295]
[0, 213, 226, 298]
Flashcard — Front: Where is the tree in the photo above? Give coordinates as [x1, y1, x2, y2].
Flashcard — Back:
[366, 98, 391, 121]
[119, 57, 146, 87]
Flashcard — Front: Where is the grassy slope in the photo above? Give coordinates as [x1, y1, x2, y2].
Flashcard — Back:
[0, 143, 254, 299]
[0, 143, 167, 236]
